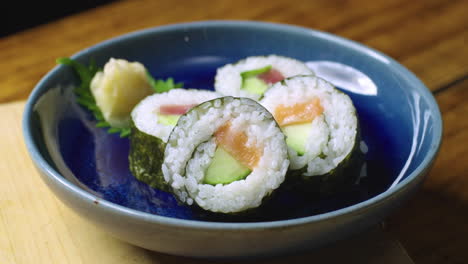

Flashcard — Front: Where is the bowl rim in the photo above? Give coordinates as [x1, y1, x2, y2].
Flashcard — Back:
[22, 20, 442, 230]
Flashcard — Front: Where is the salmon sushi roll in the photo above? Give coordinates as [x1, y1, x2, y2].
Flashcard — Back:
[214, 55, 314, 100]
[162, 97, 289, 213]
[261, 75, 363, 194]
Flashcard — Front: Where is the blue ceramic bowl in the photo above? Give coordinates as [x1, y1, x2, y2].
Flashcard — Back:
[23, 21, 442, 258]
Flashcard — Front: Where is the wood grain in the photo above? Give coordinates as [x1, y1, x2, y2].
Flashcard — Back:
[0, 102, 414, 264]
[1, 0, 467, 103]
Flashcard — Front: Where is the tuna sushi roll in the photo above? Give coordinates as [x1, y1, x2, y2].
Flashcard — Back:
[215, 55, 314, 100]
[261, 75, 363, 194]
[129, 89, 220, 191]
[162, 97, 289, 213]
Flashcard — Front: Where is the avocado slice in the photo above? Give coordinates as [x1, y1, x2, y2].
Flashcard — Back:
[157, 114, 180, 126]
[282, 123, 312, 155]
[240, 65, 272, 95]
[203, 147, 251, 185]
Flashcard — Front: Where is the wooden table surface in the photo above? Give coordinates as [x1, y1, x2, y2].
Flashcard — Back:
[1, 0, 467, 263]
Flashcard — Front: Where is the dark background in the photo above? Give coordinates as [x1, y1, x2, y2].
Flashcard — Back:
[2, 1, 117, 37]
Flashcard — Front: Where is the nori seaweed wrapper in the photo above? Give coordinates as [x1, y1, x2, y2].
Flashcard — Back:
[284, 121, 364, 197]
[128, 122, 171, 192]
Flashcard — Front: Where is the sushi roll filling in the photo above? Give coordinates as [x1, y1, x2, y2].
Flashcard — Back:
[240, 65, 285, 96]
[203, 121, 262, 185]
[156, 103, 197, 126]
[274, 98, 324, 155]
[203, 147, 251, 185]
[214, 122, 262, 168]
[274, 97, 324, 126]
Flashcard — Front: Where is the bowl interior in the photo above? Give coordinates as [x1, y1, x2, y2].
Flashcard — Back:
[27, 21, 440, 222]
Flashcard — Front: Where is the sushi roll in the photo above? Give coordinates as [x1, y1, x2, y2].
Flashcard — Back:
[129, 89, 220, 191]
[162, 97, 289, 213]
[214, 55, 314, 100]
[261, 75, 363, 194]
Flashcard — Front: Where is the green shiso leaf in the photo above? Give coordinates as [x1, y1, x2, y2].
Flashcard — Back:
[58, 58, 184, 138]
[119, 127, 131, 138]
[56, 57, 98, 90]
[107, 127, 121, 134]
[240, 65, 272, 79]
[146, 71, 184, 93]
[95, 121, 110, 128]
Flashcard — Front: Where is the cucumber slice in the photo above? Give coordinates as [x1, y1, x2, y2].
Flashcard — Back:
[203, 147, 251, 185]
[240, 65, 272, 95]
[285, 123, 364, 196]
[242, 77, 268, 95]
[240, 65, 272, 79]
[157, 114, 180, 126]
[282, 123, 312, 155]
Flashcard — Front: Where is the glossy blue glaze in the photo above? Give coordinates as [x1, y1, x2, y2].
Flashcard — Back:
[23, 21, 442, 257]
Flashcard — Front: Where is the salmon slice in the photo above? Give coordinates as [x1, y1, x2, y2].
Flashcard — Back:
[274, 97, 324, 126]
[257, 68, 284, 84]
[159, 104, 197, 115]
[215, 122, 262, 169]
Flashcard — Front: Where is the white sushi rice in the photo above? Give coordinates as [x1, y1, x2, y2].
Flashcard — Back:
[215, 55, 314, 100]
[261, 75, 358, 176]
[131, 89, 220, 142]
[162, 97, 289, 213]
